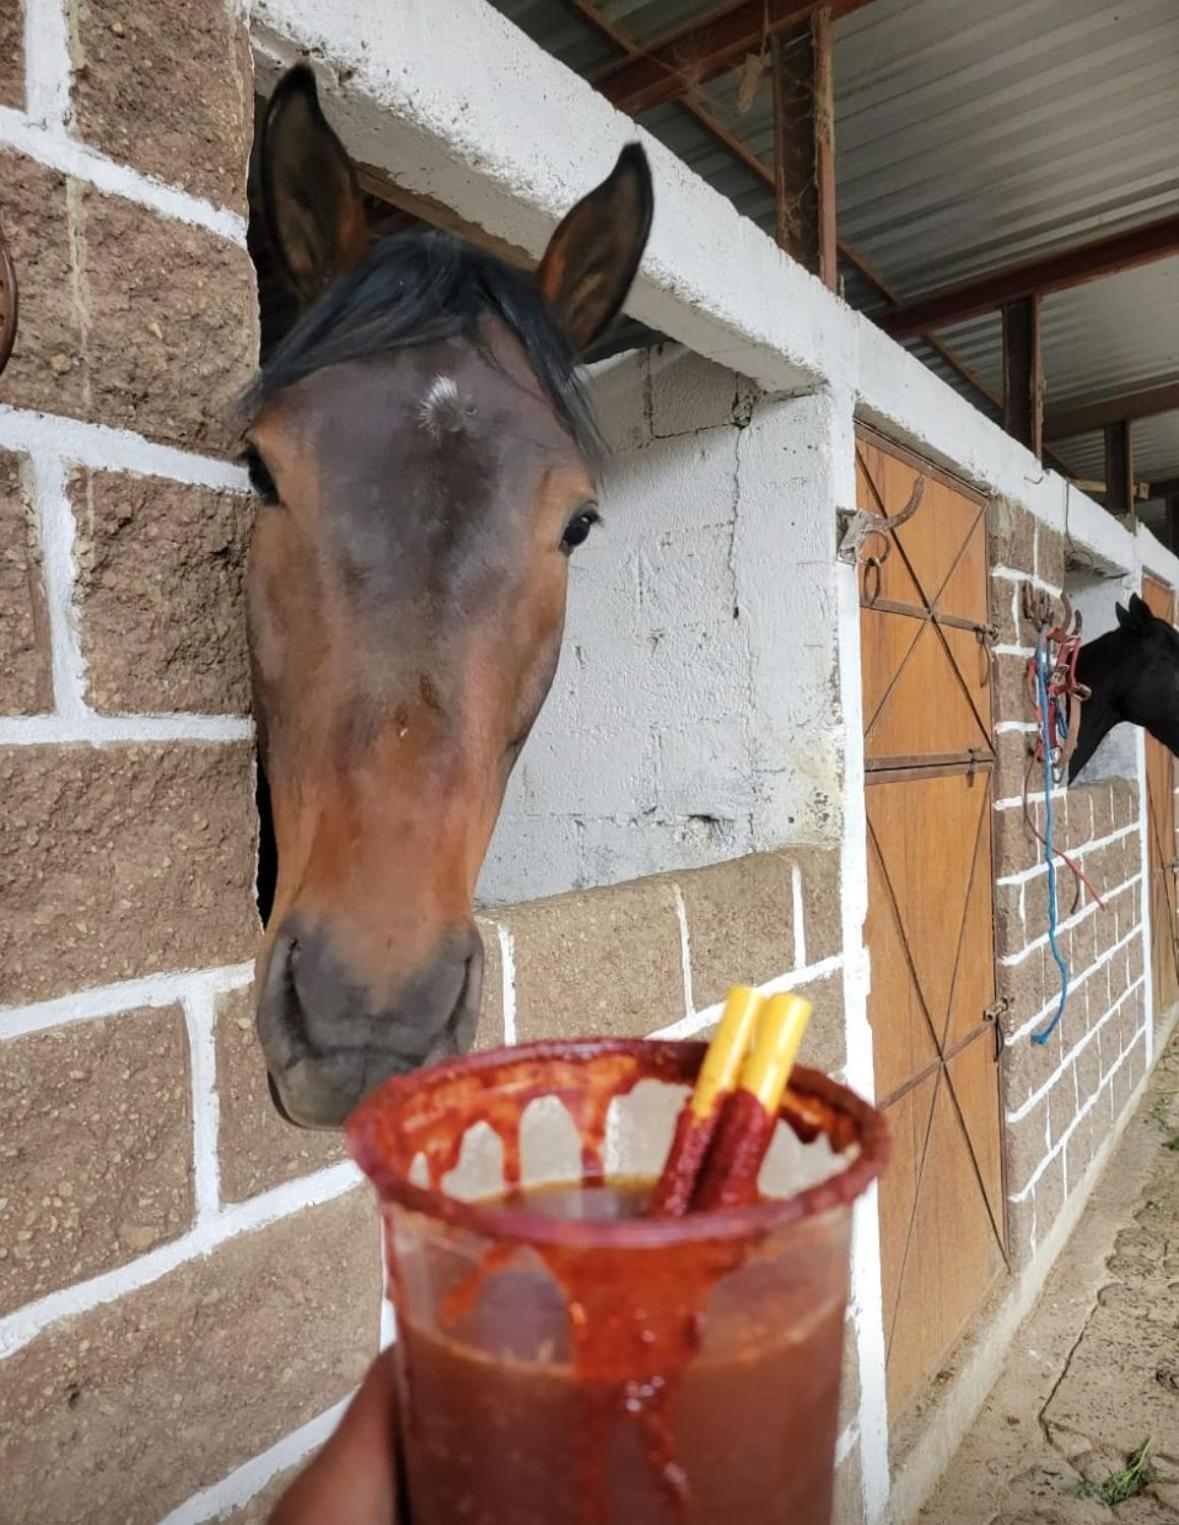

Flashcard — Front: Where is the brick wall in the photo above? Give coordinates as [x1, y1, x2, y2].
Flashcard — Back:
[989, 501, 1150, 1267]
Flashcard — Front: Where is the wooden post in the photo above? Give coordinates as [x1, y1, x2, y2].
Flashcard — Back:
[771, 8, 837, 288]
[1001, 294, 1043, 455]
[1104, 419, 1134, 520]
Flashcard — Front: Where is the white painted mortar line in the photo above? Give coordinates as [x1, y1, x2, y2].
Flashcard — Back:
[999, 875, 1140, 967]
[32, 452, 87, 720]
[671, 883, 695, 1018]
[995, 822, 1138, 887]
[1007, 1036, 1140, 1204]
[0, 1159, 362, 1360]
[791, 862, 807, 971]
[182, 986, 222, 1226]
[1005, 975, 1146, 1121]
[649, 953, 843, 1040]
[1135, 726, 1156, 1067]
[23, 0, 71, 130]
[0, 963, 253, 1040]
[1007, 921, 1144, 1044]
[835, 1421, 861, 1469]
[992, 643, 1033, 658]
[0, 712, 255, 745]
[994, 720, 1038, 735]
[0, 107, 247, 245]
[495, 923, 517, 1045]
[0, 406, 251, 490]
[991, 567, 1064, 595]
[158, 1395, 352, 1524]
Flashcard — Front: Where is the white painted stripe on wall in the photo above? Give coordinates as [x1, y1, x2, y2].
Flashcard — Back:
[0, 1159, 362, 1360]
[791, 862, 807, 971]
[649, 953, 843, 1040]
[22, 0, 71, 129]
[0, 107, 247, 244]
[0, 711, 254, 746]
[995, 821, 1138, 887]
[0, 406, 251, 490]
[31, 451, 87, 719]
[672, 883, 696, 1019]
[0, 963, 253, 1041]
[496, 923, 517, 1046]
[183, 985, 223, 1225]
[158, 1395, 352, 1524]
[1135, 725, 1156, 1066]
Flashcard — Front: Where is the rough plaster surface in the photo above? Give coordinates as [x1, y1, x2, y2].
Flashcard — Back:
[479, 351, 843, 904]
[918, 1027, 1179, 1524]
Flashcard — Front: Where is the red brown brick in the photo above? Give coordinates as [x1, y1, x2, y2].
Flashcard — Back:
[0, 1188, 380, 1524]
[506, 876, 684, 1040]
[0, 151, 87, 419]
[77, 184, 258, 454]
[71, 0, 251, 212]
[0, 742, 257, 1004]
[0, 1006, 192, 1315]
[0, 448, 51, 714]
[70, 469, 251, 714]
[678, 853, 796, 1009]
[0, 0, 22, 109]
[214, 985, 344, 1204]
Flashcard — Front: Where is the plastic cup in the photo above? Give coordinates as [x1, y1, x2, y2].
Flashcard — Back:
[347, 1036, 889, 1525]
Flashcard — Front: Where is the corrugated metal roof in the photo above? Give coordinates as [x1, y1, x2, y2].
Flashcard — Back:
[488, 0, 1179, 482]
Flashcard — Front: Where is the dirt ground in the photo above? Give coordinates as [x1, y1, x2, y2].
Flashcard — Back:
[919, 1026, 1179, 1524]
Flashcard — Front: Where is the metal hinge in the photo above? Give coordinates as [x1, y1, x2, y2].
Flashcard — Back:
[982, 995, 1010, 1060]
[836, 476, 926, 566]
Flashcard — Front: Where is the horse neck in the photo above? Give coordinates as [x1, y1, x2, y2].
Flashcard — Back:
[1069, 632, 1124, 782]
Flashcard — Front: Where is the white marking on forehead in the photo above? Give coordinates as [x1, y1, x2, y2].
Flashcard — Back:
[418, 374, 467, 442]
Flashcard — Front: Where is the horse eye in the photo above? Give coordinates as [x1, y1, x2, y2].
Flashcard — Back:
[242, 445, 279, 504]
[560, 506, 599, 555]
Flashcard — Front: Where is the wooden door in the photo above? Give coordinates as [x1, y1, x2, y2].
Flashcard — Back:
[858, 429, 1006, 1421]
[1142, 575, 1179, 1020]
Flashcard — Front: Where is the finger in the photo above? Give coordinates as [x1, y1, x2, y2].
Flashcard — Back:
[269, 1351, 399, 1524]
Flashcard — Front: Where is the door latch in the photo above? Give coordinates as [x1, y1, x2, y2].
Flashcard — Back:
[982, 995, 1010, 1060]
[836, 476, 926, 566]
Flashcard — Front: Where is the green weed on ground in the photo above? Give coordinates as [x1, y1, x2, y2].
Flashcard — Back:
[1073, 1439, 1157, 1506]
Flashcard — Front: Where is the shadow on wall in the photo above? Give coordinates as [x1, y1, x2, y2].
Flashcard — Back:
[1066, 556, 1139, 783]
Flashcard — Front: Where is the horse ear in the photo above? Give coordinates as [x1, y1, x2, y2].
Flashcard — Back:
[536, 144, 653, 355]
[261, 66, 368, 307]
[1116, 595, 1153, 635]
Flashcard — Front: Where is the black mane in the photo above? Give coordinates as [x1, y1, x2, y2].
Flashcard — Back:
[243, 229, 598, 456]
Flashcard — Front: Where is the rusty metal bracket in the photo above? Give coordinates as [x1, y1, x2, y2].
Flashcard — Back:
[0, 222, 17, 378]
[982, 995, 1010, 1061]
[836, 475, 926, 567]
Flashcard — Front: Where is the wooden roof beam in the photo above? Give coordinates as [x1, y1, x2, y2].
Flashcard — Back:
[591, 0, 877, 117]
[878, 215, 1179, 339]
[1044, 376, 1179, 441]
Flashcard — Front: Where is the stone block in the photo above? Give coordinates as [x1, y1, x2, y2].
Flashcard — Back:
[472, 916, 505, 1051]
[71, 0, 251, 212]
[0, 1, 21, 107]
[792, 971, 846, 1076]
[70, 469, 251, 713]
[794, 844, 841, 964]
[1035, 524, 1065, 587]
[0, 742, 257, 1004]
[1070, 910, 1097, 979]
[1089, 785, 1113, 839]
[994, 882, 1025, 953]
[1047, 1063, 1078, 1149]
[988, 499, 1034, 571]
[77, 184, 258, 454]
[0, 1189, 379, 1524]
[0, 1006, 192, 1315]
[994, 730, 1033, 801]
[1073, 1029, 1103, 1110]
[506, 876, 684, 1040]
[678, 853, 795, 1011]
[0, 151, 86, 420]
[214, 986, 344, 1205]
[1005, 1096, 1051, 1197]
[994, 654, 1030, 728]
[0, 448, 51, 714]
[994, 805, 1038, 880]
[1035, 1148, 1065, 1233]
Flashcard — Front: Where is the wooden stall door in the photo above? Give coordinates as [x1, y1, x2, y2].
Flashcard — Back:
[858, 429, 1006, 1422]
[1142, 575, 1179, 1020]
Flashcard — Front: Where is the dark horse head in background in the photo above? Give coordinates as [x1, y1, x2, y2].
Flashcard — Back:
[1070, 592, 1179, 783]
[243, 66, 653, 1127]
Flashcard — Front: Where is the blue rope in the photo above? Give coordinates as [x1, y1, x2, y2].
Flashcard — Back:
[1032, 626, 1068, 1045]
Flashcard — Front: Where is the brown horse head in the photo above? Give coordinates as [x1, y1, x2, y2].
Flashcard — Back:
[244, 67, 653, 1127]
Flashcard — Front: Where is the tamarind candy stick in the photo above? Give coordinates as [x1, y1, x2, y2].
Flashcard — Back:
[689, 993, 812, 1213]
[648, 986, 765, 1216]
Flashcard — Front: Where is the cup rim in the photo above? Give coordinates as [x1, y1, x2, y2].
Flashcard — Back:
[346, 1036, 889, 1250]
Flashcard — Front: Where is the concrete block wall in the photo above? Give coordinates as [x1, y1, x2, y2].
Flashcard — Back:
[480, 347, 844, 904]
[988, 503, 1149, 1268]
